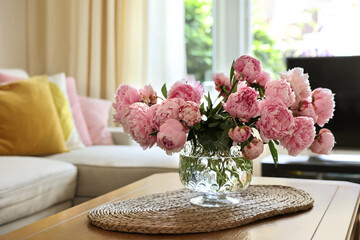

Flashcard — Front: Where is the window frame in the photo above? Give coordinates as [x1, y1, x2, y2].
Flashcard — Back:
[212, 0, 253, 73]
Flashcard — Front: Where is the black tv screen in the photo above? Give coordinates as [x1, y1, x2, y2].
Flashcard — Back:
[286, 56, 360, 150]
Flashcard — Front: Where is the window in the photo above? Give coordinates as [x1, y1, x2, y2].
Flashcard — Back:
[185, 0, 213, 83]
[253, 0, 360, 76]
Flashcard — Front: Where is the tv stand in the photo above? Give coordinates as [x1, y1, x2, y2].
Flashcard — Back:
[262, 154, 360, 183]
[308, 154, 360, 162]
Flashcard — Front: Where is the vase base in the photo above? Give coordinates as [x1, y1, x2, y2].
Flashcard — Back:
[190, 195, 240, 207]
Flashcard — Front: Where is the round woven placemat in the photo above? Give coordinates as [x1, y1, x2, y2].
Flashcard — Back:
[88, 185, 313, 234]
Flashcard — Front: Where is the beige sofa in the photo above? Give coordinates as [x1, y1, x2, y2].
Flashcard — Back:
[0, 117, 179, 235]
[0, 68, 179, 235]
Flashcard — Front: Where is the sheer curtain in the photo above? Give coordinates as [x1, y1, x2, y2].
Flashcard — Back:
[23, 0, 186, 100]
[212, 0, 252, 73]
[212, 0, 264, 177]
[146, 0, 187, 92]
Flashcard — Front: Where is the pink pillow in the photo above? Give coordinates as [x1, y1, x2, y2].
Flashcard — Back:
[79, 96, 114, 145]
[66, 77, 93, 146]
[0, 72, 22, 83]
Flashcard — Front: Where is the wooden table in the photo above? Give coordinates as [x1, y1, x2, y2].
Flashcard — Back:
[1, 173, 360, 240]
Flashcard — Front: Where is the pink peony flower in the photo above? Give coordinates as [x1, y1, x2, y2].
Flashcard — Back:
[157, 119, 187, 155]
[234, 71, 242, 82]
[310, 128, 335, 154]
[121, 103, 156, 149]
[258, 127, 270, 143]
[148, 98, 185, 131]
[233, 55, 262, 83]
[241, 137, 264, 160]
[237, 81, 248, 90]
[168, 79, 204, 104]
[147, 103, 159, 129]
[312, 88, 335, 127]
[280, 68, 311, 106]
[113, 84, 142, 124]
[256, 99, 294, 140]
[179, 101, 202, 127]
[228, 126, 252, 145]
[265, 79, 295, 108]
[223, 85, 260, 120]
[280, 117, 316, 156]
[139, 85, 157, 105]
[257, 71, 272, 87]
[213, 73, 231, 95]
[293, 99, 318, 123]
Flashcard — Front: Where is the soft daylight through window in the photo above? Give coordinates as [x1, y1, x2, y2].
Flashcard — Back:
[253, 0, 360, 76]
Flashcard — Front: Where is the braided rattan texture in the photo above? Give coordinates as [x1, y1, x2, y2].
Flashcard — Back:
[88, 185, 314, 234]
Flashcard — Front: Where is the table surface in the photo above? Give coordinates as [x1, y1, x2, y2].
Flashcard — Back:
[1, 173, 360, 240]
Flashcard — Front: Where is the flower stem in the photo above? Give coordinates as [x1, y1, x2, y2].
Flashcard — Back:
[157, 96, 165, 101]
[232, 117, 238, 126]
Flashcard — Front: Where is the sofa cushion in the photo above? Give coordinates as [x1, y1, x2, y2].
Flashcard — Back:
[79, 96, 114, 145]
[66, 77, 93, 146]
[0, 72, 21, 84]
[48, 73, 85, 150]
[0, 69, 29, 79]
[0, 157, 77, 225]
[0, 76, 68, 155]
[47, 145, 179, 197]
[0, 72, 85, 151]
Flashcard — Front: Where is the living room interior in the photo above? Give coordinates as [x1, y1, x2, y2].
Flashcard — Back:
[0, 0, 359, 238]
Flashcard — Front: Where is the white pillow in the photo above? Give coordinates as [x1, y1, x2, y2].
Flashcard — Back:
[0, 69, 29, 79]
[48, 73, 85, 150]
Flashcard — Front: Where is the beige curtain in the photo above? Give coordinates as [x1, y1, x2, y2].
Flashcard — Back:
[0, 0, 186, 99]
[26, 0, 148, 100]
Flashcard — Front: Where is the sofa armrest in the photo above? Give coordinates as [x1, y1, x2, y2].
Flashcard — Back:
[108, 127, 132, 145]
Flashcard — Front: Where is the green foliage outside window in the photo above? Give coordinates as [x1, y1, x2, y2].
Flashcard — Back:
[185, 0, 213, 82]
[253, 26, 286, 77]
[185, 0, 306, 80]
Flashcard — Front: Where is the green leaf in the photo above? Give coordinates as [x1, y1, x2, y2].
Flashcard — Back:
[209, 130, 218, 141]
[200, 102, 205, 114]
[268, 140, 278, 167]
[229, 60, 235, 85]
[149, 131, 159, 136]
[193, 122, 201, 130]
[206, 92, 212, 110]
[208, 122, 219, 127]
[221, 86, 229, 96]
[212, 113, 223, 120]
[220, 120, 233, 139]
[259, 87, 265, 98]
[210, 102, 222, 116]
[231, 81, 238, 93]
[216, 91, 223, 100]
[161, 84, 167, 98]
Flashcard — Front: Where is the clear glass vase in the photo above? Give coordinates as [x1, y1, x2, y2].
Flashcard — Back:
[179, 140, 253, 207]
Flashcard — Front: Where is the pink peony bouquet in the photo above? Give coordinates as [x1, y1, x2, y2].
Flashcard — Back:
[113, 55, 335, 165]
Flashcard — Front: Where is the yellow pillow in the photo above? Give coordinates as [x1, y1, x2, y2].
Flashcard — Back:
[47, 73, 84, 150]
[48, 82, 73, 140]
[0, 76, 68, 155]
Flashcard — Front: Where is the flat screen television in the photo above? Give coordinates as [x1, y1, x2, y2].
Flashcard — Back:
[286, 56, 360, 150]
